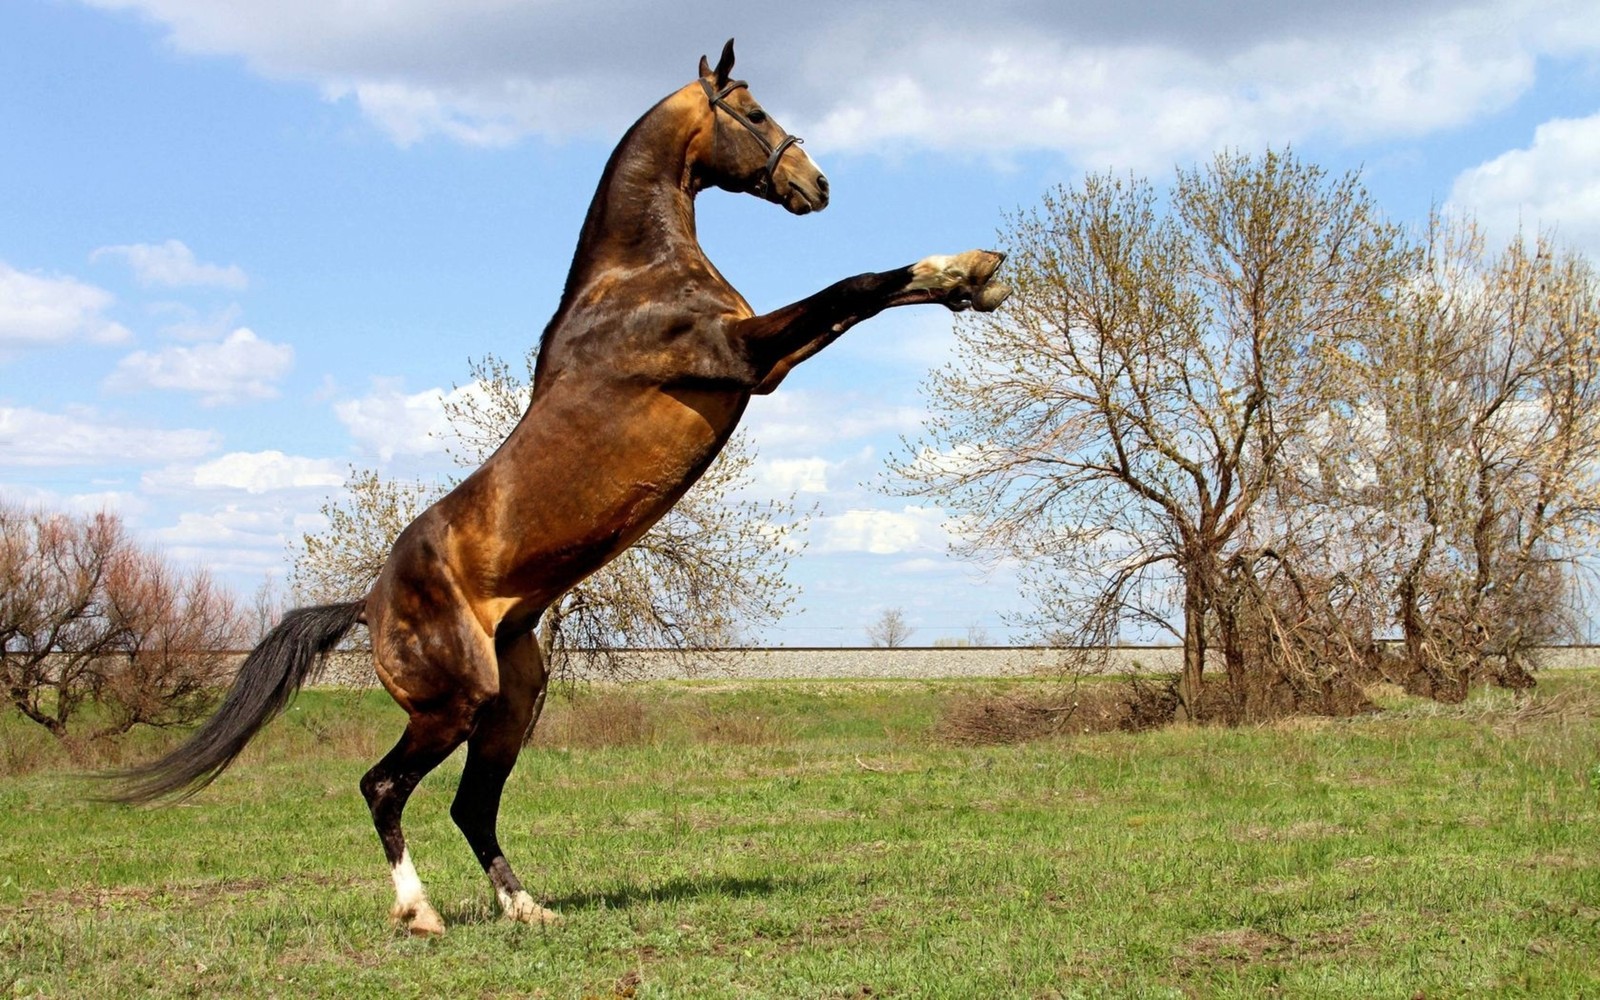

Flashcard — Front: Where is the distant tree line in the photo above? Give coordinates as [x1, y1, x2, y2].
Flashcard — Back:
[894, 150, 1600, 720]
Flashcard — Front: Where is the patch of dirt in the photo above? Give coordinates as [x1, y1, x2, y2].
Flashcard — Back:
[1177, 927, 1295, 971]
[581, 968, 641, 1000]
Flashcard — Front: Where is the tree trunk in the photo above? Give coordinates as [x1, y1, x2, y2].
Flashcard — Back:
[1176, 579, 1207, 722]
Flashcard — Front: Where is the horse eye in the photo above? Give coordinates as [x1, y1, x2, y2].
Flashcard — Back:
[747, 109, 767, 124]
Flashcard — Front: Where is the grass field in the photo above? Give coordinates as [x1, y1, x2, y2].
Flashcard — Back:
[1, 674, 1597, 998]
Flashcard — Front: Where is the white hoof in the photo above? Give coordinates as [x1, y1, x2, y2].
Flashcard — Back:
[392, 900, 446, 937]
[908, 249, 1005, 292]
[503, 889, 561, 925]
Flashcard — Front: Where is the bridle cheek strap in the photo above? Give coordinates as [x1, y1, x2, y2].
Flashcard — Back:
[700, 77, 804, 196]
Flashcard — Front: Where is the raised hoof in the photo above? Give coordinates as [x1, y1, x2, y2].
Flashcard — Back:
[952, 248, 1005, 287]
[910, 249, 1008, 311]
[393, 902, 446, 937]
[973, 282, 1011, 312]
[504, 890, 561, 926]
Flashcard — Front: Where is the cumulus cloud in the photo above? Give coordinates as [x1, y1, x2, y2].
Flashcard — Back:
[753, 456, 830, 495]
[333, 378, 487, 460]
[744, 389, 924, 452]
[91, 239, 248, 290]
[816, 505, 950, 556]
[144, 450, 344, 494]
[107, 327, 294, 404]
[149, 503, 324, 577]
[0, 482, 149, 518]
[1447, 111, 1600, 257]
[76, 0, 1597, 168]
[0, 405, 219, 467]
[0, 261, 131, 351]
[150, 301, 246, 342]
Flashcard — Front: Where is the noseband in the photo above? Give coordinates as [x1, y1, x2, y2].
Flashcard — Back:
[700, 77, 803, 197]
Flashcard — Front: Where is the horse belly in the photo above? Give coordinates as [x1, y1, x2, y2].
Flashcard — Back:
[459, 389, 742, 608]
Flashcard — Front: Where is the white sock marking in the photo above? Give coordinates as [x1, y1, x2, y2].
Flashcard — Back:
[392, 849, 426, 912]
[908, 254, 956, 291]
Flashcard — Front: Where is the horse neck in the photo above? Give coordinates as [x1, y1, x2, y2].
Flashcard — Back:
[565, 101, 704, 286]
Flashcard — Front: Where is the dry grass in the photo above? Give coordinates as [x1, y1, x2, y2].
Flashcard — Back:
[527, 685, 799, 750]
[934, 684, 1139, 745]
[1383, 682, 1599, 736]
[685, 704, 791, 746]
[532, 688, 661, 749]
[930, 669, 1575, 747]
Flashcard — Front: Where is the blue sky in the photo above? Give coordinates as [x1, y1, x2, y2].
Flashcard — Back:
[3, 1, 1599, 645]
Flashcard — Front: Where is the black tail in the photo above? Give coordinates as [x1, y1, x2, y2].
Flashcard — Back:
[106, 601, 365, 804]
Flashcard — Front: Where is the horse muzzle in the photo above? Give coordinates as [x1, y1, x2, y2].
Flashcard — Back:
[778, 170, 829, 215]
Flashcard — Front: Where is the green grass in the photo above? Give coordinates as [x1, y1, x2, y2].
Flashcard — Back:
[2, 675, 1598, 998]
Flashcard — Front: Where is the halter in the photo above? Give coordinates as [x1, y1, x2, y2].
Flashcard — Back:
[700, 77, 804, 197]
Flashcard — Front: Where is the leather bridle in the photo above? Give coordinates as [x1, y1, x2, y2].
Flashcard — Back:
[700, 77, 803, 198]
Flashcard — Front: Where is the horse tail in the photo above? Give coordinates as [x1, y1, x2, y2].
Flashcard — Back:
[106, 601, 366, 805]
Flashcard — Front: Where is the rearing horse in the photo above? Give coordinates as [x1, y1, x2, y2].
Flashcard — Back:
[114, 40, 1008, 936]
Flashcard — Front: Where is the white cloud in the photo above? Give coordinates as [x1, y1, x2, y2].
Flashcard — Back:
[0, 483, 149, 518]
[148, 503, 324, 577]
[1447, 112, 1600, 257]
[107, 327, 294, 404]
[816, 505, 950, 556]
[150, 301, 246, 342]
[144, 450, 344, 494]
[0, 261, 131, 351]
[0, 405, 219, 467]
[91, 239, 247, 290]
[333, 378, 486, 461]
[744, 390, 924, 452]
[155, 505, 299, 546]
[754, 456, 830, 495]
[75, 1, 1595, 168]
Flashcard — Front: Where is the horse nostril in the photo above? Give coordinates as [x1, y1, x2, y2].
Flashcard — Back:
[816, 175, 830, 195]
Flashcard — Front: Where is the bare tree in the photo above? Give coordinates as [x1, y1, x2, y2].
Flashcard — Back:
[866, 607, 912, 648]
[97, 550, 250, 738]
[1, 502, 250, 739]
[248, 575, 287, 643]
[1, 504, 127, 735]
[1342, 220, 1600, 695]
[893, 151, 1412, 717]
[293, 349, 808, 680]
[291, 468, 444, 604]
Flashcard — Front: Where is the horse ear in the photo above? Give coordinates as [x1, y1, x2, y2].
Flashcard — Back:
[713, 38, 736, 88]
[698, 54, 712, 79]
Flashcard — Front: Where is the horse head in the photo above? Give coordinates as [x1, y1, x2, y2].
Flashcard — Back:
[694, 39, 829, 216]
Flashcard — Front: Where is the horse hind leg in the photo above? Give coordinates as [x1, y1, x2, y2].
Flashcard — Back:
[451, 628, 559, 925]
[360, 718, 470, 936]
[362, 638, 492, 935]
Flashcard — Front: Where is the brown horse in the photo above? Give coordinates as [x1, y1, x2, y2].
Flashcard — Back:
[114, 40, 1008, 935]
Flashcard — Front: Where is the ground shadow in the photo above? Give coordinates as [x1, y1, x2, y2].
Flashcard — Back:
[434, 872, 817, 927]
[548, 872, 817, 912]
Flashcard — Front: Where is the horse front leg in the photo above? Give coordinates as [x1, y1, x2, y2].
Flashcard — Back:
[735, 249, 1008, 394]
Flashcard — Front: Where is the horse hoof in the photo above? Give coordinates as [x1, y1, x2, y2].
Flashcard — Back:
[505, 890, 562, 925]
[974, 282, 1010, 312]
[393, 902, 447, 937]
[954, 249, 1005, 286]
